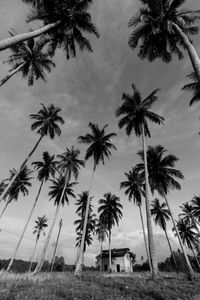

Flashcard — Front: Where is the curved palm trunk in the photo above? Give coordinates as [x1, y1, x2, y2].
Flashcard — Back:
[138, 204, 152, 273]
[163, 195, 195, 280]
[0, 199, 11, 219]
[173, 23, 200, 82]
[0, 134, 43, 212]
[163, 228, 178, 269]
[74, 167, 95, 276]
[28, 238, 38, 272]
[0, 62, 26, 87]
[6, 180, 44, 271]
[108, 229, 112, 273]
[141, 124, 158, 278]
[0, 21, 61, 52]
[50, 219, 63, 272]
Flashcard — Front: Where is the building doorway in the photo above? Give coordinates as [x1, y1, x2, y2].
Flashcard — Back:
[117, 264, 120, 272]
[104, 264, 107, 272]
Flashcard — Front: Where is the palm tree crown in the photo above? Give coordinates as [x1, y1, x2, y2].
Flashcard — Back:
[174, 219, 198, 250]
[33, 215, 48, 241]
[182, 72, 200, 106]
[151, 198, 170, 231]
[75, 191, 93, 217]
[30, 103, 64, 139]
[48, 178, 76, 206]
[32, 151, 57, 182]
[191, 195, 200, 222]
[78, 123, 117, 171]
[136, 145, 184, 196]
[128, 0, 200, 62]
[116, 83, 164, 137]
[95, 220, 108, 243]
[179, 202, 195, 226]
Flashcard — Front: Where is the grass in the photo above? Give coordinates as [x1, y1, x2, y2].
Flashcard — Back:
[0, 271, 200, 300]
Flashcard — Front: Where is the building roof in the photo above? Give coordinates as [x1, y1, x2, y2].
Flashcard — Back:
[96, 248, 131, 259]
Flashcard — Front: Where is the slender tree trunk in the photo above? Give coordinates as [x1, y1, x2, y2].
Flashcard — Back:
[0, 21, 61, 52]
[191, 246, 200, 269]
[163, 195, 195, 280]
[0, 62, 26, 87]
[173, 23, 200, 82]
[33, 174, 69, 274]
[108, 229, 112, 273]
[141, 124, 157, 278]
[50, 219, 63, 272]
[28, 239, 38, 272]
[163, 228, 178, 269]
[74, 166, 95, 276]
[138, 204, 152, 273]
[0, 199, 11, 219]
[7, 180, 44, 271]
[0, 135, 43, 210]
[100, 241, 103, 272]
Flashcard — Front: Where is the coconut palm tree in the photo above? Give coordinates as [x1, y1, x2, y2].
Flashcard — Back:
[0, 103, 64, 208]
[0, 33, 55, 87]
[29, 215, 48, 272]
[116, 83, 164, 278]
[136, 144, 195, 280]
[98, 192, 123, 273]
[34, 178, 76, 273]
[75, 123, 117, 275]
[75, 191, 93, 217]
[191, 195, 200, 222]
[95, 219, 108, 271]
[128, 0, 200, 80]
[120, 167, 151, 272]
[182, 72, 200, 106]
[50, 218, 63, 272]
[0, 166, 33, 218]
[0, 0, 99, 55]
[179, 202, 200, 238]
[151, 198, 177, 268]
[7, 152, 56, 271]
[174, 218, 200, 268]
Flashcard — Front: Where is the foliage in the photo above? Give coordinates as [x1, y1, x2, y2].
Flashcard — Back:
[182, 72, 200, 106]
[48, 178, 76, 206]
[32, 151, 57, 182]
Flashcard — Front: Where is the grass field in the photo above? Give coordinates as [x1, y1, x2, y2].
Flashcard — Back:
[0, 271, 200, 300]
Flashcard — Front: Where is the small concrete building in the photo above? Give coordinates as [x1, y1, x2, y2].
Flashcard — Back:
[96, 248, 134, 272]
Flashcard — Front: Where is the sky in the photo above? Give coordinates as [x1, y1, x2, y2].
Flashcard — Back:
[0, 0, 200, 267]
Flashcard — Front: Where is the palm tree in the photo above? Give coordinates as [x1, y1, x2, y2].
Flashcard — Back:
[50, 218, 63, 272]
[98, 192, 123, 273]
[75, 123, 117, 275]
[0, 166, 33, 218]
[182, 72, 200, 106]
[34, 146, 84, 273]
[128, 0, 200, 80]
[34, 178, 76, 273]
[0, 103, 64, 208]
[0, 33, 55, 87]
[179, 202, 200, 238]
[29, 215, 48, 272]
[136, 144, 195, 280]
[0, 0, 99, 55]
[75, 191, 93, 217]
[95, 219, 108, 271]
[6, 152, 56, 272]
[120, 167, 151, 273]
[116, 83, 164, 278]
[191, 195, 200, 222]
[151, 198, 177, 268]
[174, 219, 200, 268]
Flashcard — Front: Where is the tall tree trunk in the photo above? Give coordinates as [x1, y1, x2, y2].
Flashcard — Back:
[163, 195, 195, 280]
[163, 228, 178, 269]
[50, 218, 63, 272]
[100, 241, 103, 272]
[141, 124, 158, 278]
[138, 204, 152, 273]
[0, 134, 43, 210]
[74, 166, 95, 276]
[28, 238, 38, 272]
[0, 21, 61, 52]
[108, 229, 112, 273]
[33, 174, 69, 274]
[191, 245, 200, 269]
[173, 23, 200, 82]
[0, 62, 26, 87]
[0, 199, 11, 219]
[6, 180, 44, 271]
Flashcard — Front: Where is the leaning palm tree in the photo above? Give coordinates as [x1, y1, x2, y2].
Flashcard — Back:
[116, 83, 164, 278]
[174, 218, 200, 268]
[128, 0, 200, 80]
[50, 218, 63, 272]
[182, 72, 200, 106]
[179, 202, 200, 238]
[98, 193, 123, 273]
[137, 144, 195, 280]
[75, 123, 117, 275]
[0, 103, 64, 208]
[120, 167, 151, 273]
[29, 215, 48, 272]
[95, 219, 108, 271]
[0, 0, 99, 55]
[34, 178, 76, 273]
[0, 166, 33, 219]
[6, 152, 56, 271]
[0, 33, 55, 87]
[151, 198, 177, 268]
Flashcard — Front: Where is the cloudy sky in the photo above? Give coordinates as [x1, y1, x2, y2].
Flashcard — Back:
[0, 0, 200, 267]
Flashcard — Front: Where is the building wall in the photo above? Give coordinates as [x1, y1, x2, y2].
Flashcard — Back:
[97, 254, 133, 272]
